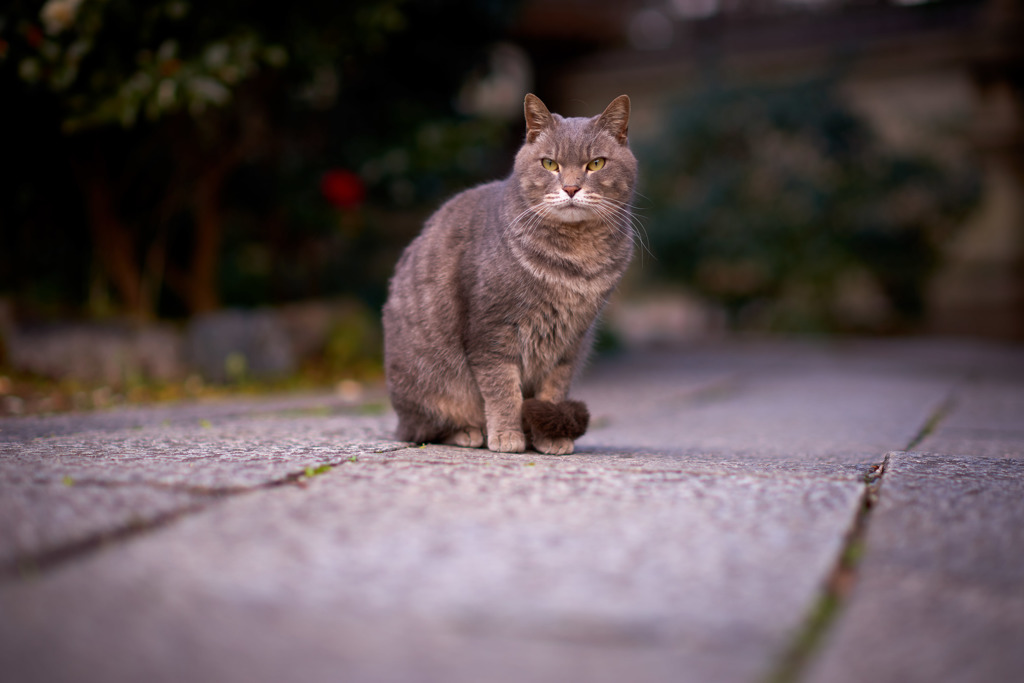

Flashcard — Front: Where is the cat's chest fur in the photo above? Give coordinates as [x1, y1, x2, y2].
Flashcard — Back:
[462, 230, 606, 368]
[515, 291, 598, 380]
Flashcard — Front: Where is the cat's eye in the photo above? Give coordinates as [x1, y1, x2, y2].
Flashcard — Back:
[541, 158, 559, 172]
[587, 157, 606, 172]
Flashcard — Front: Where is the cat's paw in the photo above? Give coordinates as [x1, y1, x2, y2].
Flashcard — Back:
[446, 427, 485, 448]
[488, 430, 526, 453]
[533, 436, 575, 455]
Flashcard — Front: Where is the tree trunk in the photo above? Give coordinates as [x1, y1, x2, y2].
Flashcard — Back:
[186, 164, 226, 314]
[80, 171, 150, 319]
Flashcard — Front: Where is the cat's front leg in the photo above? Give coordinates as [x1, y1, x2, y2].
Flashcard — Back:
[531, 361, 583, 455]
[535, 362, 574, 403]
[471, 360, 526, 453]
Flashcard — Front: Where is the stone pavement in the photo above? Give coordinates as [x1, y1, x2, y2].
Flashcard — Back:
[1, 338, 1022, 683]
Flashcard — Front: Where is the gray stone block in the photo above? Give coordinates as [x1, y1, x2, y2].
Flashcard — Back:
[186, 309, 295, 382]
[576, 355, 951, 463]
[0, 412, 396, 571]
[921, 378, 1024, 458]
[1, 320, 185, 384]
[808, 452, 1024, 683]
[0, 455, 865, 683]
[0, 479, 206, 570]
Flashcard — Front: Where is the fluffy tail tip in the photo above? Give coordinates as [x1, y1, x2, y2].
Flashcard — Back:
[522, 398, 590, 441]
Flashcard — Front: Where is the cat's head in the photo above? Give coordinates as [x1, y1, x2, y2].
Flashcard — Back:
[513, 94, 638, 225]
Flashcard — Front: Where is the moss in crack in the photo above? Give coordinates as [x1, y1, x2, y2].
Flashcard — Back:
[303, 463, 333, 478]
[764, 456, 887, 683]
[905, 392, 956, 451]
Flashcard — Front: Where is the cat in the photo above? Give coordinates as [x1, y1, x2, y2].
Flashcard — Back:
[382, 93, 637, 454]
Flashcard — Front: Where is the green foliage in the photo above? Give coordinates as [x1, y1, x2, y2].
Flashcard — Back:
[641, 76, 978, 332]
[360, 116, 511, 208]
[323, 305, 381, 375]
[1, 0, 519, 319]
[0, 0, 404, 132]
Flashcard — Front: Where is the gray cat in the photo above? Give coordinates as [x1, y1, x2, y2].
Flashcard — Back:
[383, 93, 637, 454]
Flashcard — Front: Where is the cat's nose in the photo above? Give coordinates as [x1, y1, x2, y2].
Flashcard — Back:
[563, 185, 580, 198]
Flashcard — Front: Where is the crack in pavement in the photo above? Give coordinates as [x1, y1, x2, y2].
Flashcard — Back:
[2, 498, 216, 582]
[904, 390, 958, 452]
[764, 454, 889, 683]
[0, 443, 413, 582]
[764, 379, 960, 683]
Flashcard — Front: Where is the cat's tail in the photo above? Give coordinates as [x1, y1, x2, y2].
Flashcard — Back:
[521, 398, 590, 443]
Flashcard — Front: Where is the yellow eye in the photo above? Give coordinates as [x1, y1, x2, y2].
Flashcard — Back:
[587, 157, 606, 171]
[541, 158, 559, 172]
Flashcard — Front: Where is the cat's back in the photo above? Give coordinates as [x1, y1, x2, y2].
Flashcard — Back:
[388, 180, 505, 290]
[423, 179, 505, 249]
[384, 179, 507, 329]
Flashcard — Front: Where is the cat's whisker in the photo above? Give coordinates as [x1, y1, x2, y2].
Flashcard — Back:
[605, 201, 652, 257]
[622, 188, 654, 209]
[597, 199, 651, 235]
[509, 201, 545, 225]
[589, 200, 654, 263]
[508, 201, 554, 235]
[600, 195, 648, 216]
[617, 212, 652, 255]
[593, 196, 647, 234]
[602, 218, 646, 263]
[519, 206, 559, 238]
[587, 202, 632, 245]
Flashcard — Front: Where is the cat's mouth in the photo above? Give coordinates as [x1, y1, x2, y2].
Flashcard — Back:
[548, 192, 596, 214]
[561, 196, 604, 220]
[551, 201, 591, 220]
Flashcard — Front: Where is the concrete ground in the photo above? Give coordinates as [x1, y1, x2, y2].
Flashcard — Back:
[1, 337, 1022, 683]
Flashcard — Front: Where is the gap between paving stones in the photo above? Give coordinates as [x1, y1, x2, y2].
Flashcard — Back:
[764, 387, 959, 683]
[904, 390, 958, 452]
[764, 454, 888, 683]
[0, 442, 409, 581]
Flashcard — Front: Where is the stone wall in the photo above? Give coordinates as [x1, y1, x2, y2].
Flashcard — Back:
[0, 299, 377, 385]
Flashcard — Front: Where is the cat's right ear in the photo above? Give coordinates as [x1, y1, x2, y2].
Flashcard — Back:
[524, 94, 553, 143]
[598, 95, 630, 145]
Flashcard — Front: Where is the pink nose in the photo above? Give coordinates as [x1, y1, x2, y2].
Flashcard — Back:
[563, 185, 580, 197]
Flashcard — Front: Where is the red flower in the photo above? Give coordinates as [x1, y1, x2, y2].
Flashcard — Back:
[25, 25, 44, 49]
[320, 169, 365, 210]
[159, 59, 182, 77]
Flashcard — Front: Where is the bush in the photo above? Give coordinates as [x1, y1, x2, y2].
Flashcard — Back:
[640, 76, 978, 332]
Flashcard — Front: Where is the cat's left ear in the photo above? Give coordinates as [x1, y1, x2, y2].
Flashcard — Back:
[598, 95, 630, 145]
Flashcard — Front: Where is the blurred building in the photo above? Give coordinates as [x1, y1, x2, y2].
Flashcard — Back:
[510, 0, 1024, 339]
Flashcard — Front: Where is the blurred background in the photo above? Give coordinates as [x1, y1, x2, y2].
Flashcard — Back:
[1, 0, 1021, 412]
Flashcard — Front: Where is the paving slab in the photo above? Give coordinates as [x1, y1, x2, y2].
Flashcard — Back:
[0, 479, 209, 571]
[575, 343, 956, 463]
[0, 413, 398, 573]
[0, 453, 865, 683]
[919, 377, 1024, 458]
[807, 452, 1024, 683]
[579, 370, 948, 462]
[0, 413, 396, 488]
[0, 391, 378, 442]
